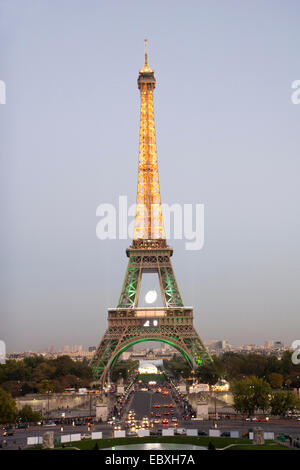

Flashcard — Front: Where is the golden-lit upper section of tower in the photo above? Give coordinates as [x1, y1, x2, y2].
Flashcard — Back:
[133, 41, 166, 242]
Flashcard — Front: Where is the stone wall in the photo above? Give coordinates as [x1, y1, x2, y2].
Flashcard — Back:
[16, 393, 92, 412]
[187, 391, 234, 413]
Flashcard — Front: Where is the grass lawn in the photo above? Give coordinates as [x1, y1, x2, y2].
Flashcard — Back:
[44, 435, 289, 451]
[136, 373, 166, 383]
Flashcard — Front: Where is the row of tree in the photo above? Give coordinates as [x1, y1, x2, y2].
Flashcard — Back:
[232, 376, 299, 417]
[0, 356, 93, 397]
[0, 388, 42, 424]
[109, 360, 138, 382]
[165, 351, 300, 388]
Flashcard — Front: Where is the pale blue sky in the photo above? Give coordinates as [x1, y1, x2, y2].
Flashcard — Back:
[1, 0, 299, 351]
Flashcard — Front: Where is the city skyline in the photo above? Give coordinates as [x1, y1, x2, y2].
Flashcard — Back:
[5, 338, 289, 355]
[1, 1, 300, 352]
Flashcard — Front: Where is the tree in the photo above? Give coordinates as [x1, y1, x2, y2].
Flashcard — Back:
[219, 353, 268, 381]
[268, 373, 283, 389]
[18, 405, 42, 423]
[20, 382, 39, 395]
[0, 360, 30, 383]
[32, 362, 56, 382]
[285, 371, 300, 388]
[270, 391, 300, 417]
[50, 355, 75, 377]
[280, 351, 294, 376]
[163, 359, 191, 380]
[0, 380, 23, 397]
[23, 356, 45, 370]
[36, 379, 57, 394]
[196, 362, 219, 385]
[232, 376, 271, 416]
[0, 387, 17, 424]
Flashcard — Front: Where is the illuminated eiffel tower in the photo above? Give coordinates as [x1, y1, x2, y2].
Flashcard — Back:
[91, 41, 212, 385]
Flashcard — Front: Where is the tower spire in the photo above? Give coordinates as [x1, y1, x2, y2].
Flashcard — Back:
[144, 38, 148, 66]
[134, 41, 165, 241]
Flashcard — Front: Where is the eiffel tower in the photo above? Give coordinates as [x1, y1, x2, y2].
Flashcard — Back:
[91, 41, 212, 385]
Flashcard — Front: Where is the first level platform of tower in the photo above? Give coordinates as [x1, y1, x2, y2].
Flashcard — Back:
[91, 305, 212, 385]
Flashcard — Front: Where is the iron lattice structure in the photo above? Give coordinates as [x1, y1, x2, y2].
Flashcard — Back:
[91, 42, 212, 385]
[134, 41, 165, 240]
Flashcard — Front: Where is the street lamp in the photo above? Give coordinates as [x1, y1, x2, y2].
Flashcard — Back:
[46, 390, 52, 419]
[89, 392, 92, 417]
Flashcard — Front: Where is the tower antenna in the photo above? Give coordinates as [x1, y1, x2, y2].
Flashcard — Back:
[144, 38, 148, 66]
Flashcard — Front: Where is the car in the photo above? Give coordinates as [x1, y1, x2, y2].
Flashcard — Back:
[153, 419, 160, 424]
[74, 420, 83, 426]
[16, 423, 28, 429]
[221, 431, 230, 437]
[3, 428, 14, 437]
[81, 433, 92, 440]
[197, 430, 208, 436]
[155, 413, 161, 418]
[171, 417, 178, 422]
[126, 431, 137, 437]
[162, 419, 169, 424]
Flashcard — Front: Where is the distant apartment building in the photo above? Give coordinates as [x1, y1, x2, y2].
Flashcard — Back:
[204, 340, 232, 355]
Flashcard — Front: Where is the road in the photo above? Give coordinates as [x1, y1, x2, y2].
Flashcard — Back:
[1, 381, 300, 450]
[129, 389, 180, 419]
[2, 414, 299, 450]
[0, 423, 112, 450]
[128, 389, 300, 438]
